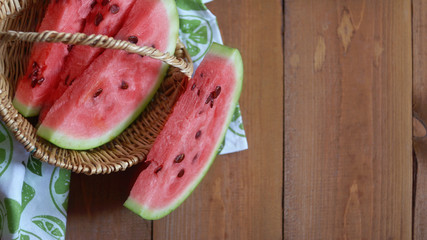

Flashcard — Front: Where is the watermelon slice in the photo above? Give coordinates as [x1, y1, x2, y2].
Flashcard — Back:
[12, 0, 93, 117]
[37, 0, 179, 150]
[124, 43, 243, 220]
[40, 0, 137, 121]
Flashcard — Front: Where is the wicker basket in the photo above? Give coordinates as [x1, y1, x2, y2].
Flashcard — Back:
[0, 0, 193, 174]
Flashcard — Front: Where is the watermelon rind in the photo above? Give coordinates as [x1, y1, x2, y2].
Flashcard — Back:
[124, 43, 243, 220]
[12, 98, 41, 117]
[36, 0, 180, 150]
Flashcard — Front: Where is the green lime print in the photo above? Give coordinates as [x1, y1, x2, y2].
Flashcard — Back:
[0, 201, 5, 239]
[5, 198, 21, 234]
[4, 183, 35, 234]
[179, 16, 213, 62]
[50, 168, 70, 217]
[231, 107, 240, 121]
[176, 0, 207, 11]
[27, 155, 42, 177]
[32, 215, 65, 239]
[228, 107, 245, 137]
[0, 121, 13, 177]
[12, 230, 42, 240]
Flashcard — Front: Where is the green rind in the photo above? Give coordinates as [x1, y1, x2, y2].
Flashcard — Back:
[12, 98, 40, 117]
[124, 43, 243, 220]
[36, 0, 180, 150]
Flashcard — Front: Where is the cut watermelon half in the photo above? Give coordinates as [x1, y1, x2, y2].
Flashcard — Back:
[37, 0, 179, 150]
[12, 0, 93, 117]
[39, 0, 137, 121]
[124, 43, 243, 220]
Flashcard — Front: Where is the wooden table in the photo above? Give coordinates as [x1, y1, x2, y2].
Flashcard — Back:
[66, 0, 427, 239]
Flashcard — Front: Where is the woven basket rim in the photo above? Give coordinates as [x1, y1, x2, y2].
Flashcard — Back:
[0, 0, 193, 175]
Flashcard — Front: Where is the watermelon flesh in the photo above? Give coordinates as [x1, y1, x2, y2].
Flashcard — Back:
[124, 43, 243, 220]
[37, 0, 179, 150]
[13, 0, 93, 117]
[39, 0, 137, 121]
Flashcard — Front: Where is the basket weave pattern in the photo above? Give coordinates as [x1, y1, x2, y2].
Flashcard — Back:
[0, 0, 192, 174]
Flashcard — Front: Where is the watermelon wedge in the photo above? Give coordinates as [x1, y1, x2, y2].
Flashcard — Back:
[37, 0, 179, 150]
[39, 0, 137, 121]
[12, 0, 93, 117]
[124, 43, 243, 220]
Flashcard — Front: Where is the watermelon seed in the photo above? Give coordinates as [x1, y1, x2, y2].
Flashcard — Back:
[69, 79, 76, 86]
[174, 154, 185, 163]
[177, 169, 185, 178]
[191, 83, 196, 90]
[64, 75, 70, 85]
[37, 78, 44, 85]
[67, 44, 74, 52]
[197, 89, 201, 96]
[140, 161, 151, 171]
[205, 93, 213, 104]
[93, 88, 103, 98]
[95, 13, 103, 26]
[110, 4, 119, 14]
[31, 80, 37, 88]
[198, 110, 204, 114]
[151, 44, 156, 48]
[101, 0, 110, 6]
[32, 62, 39, 69]
[128, 36, 138, 44]
[213, 86, 221, 99]
[90, 0, 97, 8]
[154, 165, 163, 174]
[195, 130, 201, 139]
[120, 81, 129, 89]
[210, 100, 214, 108]
[200, 73, 204, 77]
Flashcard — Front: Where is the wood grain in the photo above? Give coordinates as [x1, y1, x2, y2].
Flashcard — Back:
[66, 167, 152, 239]
[153, 0, 283, 239]
[284, 0, 412, 239]
[412, 0, 427, 239]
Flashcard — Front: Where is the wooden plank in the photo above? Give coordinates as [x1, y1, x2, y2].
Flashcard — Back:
[153, 0, 284, 239]
[66, 167, 152, 239]
[412, 0, 427, 238]
[284, 0, 412, 239]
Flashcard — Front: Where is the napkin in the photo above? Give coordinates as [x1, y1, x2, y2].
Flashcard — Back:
[0, 0, 248, 239]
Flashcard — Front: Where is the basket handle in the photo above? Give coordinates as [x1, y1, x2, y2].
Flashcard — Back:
[0, 30, 194, 78]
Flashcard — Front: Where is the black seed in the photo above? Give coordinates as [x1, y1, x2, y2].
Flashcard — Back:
[95, 13, 103, 26]
[64, 75, 70, 85]
[67, 44, 74, 52]
[210, 99, 214, 108]
[110, 4, 119, 14]
[177, 169, 185, 178]
[31, 80, 37, 88]
[205, 93, 213, 104]
[32, 61, 39, 69]
[197, 89, 201, 96]
[195, 130, 201, 139]
[128, 35, 138, 44]
[37, 78, 45, 84]
[93, 88, 103, 98]
[212, 86, 221, 99]
[151, 44, 156, 48]
[101, 0, 109, 6]
[200, 73, 204, 78]
[154, 165, 163, 174]
[69, 78, 76, 86]
[191, 83, 196, 90]
[174, 153, 185, 163]
[120, 80, 128, 89]
[90, 0, 97, 8]
[140, 161, 151, 171]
